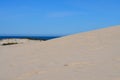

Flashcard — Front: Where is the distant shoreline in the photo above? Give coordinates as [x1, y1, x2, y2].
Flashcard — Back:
[0, 36, 61, 41]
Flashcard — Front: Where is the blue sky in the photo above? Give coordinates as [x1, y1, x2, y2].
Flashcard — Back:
[0, 0, 120, 36]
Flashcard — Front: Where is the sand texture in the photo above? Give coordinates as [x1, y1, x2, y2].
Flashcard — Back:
[0, 26, 120, 80]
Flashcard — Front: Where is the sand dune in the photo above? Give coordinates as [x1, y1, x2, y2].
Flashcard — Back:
[0, 26, 120, 80]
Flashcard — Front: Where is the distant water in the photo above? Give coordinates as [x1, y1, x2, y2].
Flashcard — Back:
[0, 36, 61, 40]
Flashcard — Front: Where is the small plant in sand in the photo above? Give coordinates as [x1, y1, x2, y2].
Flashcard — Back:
[2, 42, 18, 46]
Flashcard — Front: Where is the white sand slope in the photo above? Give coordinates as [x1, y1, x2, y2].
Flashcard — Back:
[0, 26, 120, 80]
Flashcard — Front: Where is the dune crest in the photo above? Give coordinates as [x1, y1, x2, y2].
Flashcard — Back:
[0, 26, 120, 80]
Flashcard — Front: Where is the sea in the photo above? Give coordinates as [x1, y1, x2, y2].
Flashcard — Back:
[0, 36, 61, 40]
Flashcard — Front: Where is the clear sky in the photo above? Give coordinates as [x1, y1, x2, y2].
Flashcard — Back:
[0, 0, 120, 36]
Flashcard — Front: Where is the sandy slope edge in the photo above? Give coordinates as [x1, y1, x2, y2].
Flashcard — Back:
[0, 26, 120, 80]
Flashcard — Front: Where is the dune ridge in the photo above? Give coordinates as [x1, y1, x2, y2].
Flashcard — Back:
[0, 26, 120, 80]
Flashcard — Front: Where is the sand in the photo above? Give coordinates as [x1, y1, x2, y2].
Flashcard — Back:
[0, 26, 120, 80]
